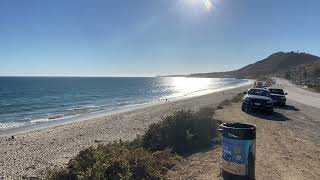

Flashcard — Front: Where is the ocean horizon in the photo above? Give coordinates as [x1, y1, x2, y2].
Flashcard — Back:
[0, 77, 250, 134]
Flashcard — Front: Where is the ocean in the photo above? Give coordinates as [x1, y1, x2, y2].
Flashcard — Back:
[0, 77, 249, 133]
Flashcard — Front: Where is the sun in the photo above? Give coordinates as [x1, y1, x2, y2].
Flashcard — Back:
[185, 0, 214, 11]
[202, 0, 213, 11]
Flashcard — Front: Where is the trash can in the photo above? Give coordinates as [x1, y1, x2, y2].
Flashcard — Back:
[219, 123, 256, 180]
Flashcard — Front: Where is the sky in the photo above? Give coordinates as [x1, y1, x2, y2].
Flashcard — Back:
[0, 0, 320, 77]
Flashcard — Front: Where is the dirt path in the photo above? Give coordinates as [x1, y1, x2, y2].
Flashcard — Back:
[167, 100, 320, 180]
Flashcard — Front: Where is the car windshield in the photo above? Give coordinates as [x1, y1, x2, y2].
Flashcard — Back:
[269, 89, 284, 95]
[248, 89, 270, 97]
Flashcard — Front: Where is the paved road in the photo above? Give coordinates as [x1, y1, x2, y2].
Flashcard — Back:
[274, 78, 320, 109]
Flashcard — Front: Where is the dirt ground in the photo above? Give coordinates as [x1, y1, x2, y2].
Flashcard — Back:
[167, 100, 320, 180]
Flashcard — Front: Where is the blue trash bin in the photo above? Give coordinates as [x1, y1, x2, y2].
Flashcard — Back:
[219, 123, 256, 180]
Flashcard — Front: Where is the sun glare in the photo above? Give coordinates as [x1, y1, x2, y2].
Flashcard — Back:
[202, 0, 213, 10]
[169, 77, 212, 97]
[184, 0, 214, 11]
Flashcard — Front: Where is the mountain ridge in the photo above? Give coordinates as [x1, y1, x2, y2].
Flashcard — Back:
[189, 51, 320, 79]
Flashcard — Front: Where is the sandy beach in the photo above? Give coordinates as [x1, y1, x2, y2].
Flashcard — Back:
[0, 85, 250, 179]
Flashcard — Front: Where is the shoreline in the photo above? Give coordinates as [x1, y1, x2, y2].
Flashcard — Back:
[0, 80, 252, 137]
[0, 84, 251, 179]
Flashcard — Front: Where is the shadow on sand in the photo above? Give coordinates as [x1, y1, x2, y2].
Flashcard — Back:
[246, 111, 290, 121]
[274, 105, 300, 111]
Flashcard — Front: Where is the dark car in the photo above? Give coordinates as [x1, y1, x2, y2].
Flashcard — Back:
[241, 88, 273, 115]
[268, 88, 287, 106]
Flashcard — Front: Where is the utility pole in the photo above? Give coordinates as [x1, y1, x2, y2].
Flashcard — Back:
[303, 67, 307, 85]
[299, 67, 302, 85]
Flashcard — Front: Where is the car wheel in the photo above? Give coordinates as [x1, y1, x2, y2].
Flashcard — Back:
[241, 104, 246, 112]
[267, 109, 273, 115]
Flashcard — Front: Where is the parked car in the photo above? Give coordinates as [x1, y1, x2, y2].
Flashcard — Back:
[241, 88, 273, 115]
[254, 81, 263, 88]
[268, 88, 287, 106]
[254, 81, 270, 88]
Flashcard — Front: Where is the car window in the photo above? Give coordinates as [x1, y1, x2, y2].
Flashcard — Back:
[269, 89, 284, 95]
[248, 89, 270, 97]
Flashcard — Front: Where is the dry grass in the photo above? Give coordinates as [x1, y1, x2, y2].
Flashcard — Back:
[216, 93, 243, 109]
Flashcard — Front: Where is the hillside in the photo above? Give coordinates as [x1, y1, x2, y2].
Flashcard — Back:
[284, 60, 320, 85]
[190, 52, 320, 78]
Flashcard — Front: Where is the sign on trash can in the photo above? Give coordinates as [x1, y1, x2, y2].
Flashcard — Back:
[219, 123, 256, 180]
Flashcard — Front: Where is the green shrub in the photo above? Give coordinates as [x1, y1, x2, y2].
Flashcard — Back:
[142, 107, 218, 155]
[46, 143, 179, 180]
[46, 106, 219, 179]
[142, 122, 171, 152]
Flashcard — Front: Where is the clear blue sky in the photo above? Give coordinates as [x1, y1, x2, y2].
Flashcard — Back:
[1, 0, 320, 76]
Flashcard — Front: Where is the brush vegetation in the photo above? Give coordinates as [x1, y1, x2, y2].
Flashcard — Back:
[142, 107, 218, 155]
[217, 93, 243, 109]
[47, 106, 221, 179]
[46, 143, 179, 180]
